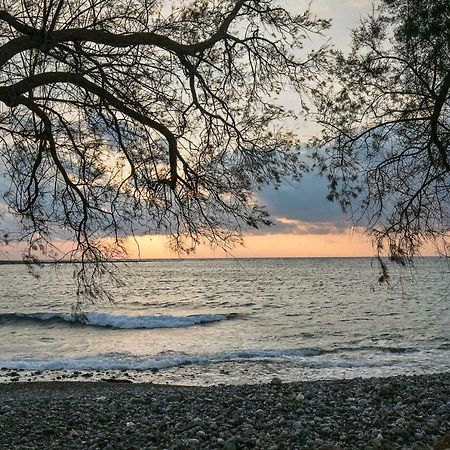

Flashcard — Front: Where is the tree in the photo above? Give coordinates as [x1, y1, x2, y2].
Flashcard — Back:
[312, 0, 450, 277]
[0, 0, 328, 283]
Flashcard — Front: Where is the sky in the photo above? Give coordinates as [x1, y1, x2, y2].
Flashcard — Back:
[121, 0, 377, 259]
[0, 0, 411, 260]
[128, 0, 377, 259]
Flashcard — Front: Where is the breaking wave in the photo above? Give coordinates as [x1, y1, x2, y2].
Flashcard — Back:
[1, 347, 448, 372]
[0, 312, 231, 329]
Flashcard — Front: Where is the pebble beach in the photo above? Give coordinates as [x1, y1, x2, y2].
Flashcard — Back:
[0, 372, 449, 450]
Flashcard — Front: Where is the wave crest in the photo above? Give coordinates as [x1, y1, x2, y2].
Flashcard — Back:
[0, 312, 230, 329]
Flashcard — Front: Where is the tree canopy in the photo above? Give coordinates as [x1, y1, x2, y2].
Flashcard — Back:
[313, 0, 450, 273]
[0, 0, 328, 269]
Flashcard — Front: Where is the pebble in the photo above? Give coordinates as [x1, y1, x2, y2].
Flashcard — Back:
[0, 373, 447, 449]
[270, 377, 282, 386]
[434, 432, 450, 450]
[255, 408, 265, 418]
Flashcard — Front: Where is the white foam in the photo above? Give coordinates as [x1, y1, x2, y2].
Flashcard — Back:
[14, 312, 229, 329]
[0, 347, 434, 371]
[0, 349, 310, 371]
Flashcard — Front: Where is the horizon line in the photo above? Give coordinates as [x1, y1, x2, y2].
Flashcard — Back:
[0, 255, 441, 265]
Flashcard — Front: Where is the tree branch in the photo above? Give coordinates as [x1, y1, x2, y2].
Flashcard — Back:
[430, 71, 450, 170]
[0, 0, 247, 68]
[0, 71, 179, 188]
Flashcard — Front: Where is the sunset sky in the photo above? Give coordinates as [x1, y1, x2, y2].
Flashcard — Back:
[1, 0, 427, 260]
[128, 0, 377, 259]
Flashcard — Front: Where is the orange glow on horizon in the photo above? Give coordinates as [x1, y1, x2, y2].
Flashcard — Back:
[124, 231, 377, 259]
[1, 231, 439, 260]
[123, 229, 439, 259]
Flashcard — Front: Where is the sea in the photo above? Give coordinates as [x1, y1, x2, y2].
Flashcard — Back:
[0, 257, 448, 385]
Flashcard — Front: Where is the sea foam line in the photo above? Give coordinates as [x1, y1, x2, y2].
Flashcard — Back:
[1, 347, 448, 372]
[0, 312, 230, 329]
[0, 351, 370, 371]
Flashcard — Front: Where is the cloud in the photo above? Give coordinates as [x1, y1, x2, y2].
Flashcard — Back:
[0, 171, 351, 244]
[0, 202, 20, 237]
[270, 217, 349, 235]
[244, 173, 352, 236]
[282, 0, 372, 51]
[259, 172, 347, 221]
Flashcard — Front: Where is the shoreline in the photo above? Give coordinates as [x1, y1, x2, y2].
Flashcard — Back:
[1, 361, 449, 386]
[0, 372, 449, 449]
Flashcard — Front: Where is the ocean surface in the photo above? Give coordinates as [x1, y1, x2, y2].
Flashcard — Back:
[0, 258, 448, 385]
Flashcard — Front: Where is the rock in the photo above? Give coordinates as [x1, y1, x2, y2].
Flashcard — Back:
[255, 408, 265, 419]
[68, 429, 79, 439]
[392, 427, 412, 440]
[412, 442, 432, 450]
[395, 417, 406, 427]
[224, 441, 237, 450]
[0, 371, 447, 450]
[232, 412, 243, 425]
[415, 430, 426, 440]
[434, 432, 450, 450]
[376, 383, 394, 397]
[102, 378, 132, 383]
[425, 418, 440, 430]
[372, 437, 382, 448]
[382, 444, 402, 450]
[6, 371, 19, 377]
[315, 446, 343, 450]
[270, 377, 282, 386]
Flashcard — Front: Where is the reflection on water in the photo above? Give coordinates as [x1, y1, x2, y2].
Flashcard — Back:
[0, 257, 448, 383]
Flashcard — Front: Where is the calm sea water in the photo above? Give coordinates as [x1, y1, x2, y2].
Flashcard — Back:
[0, 258, 448, 384]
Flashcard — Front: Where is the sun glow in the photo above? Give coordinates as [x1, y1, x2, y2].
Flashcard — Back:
[123, 230, 376, 259]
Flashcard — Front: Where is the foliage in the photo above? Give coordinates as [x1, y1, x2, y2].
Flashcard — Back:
[0, 0, 327, 261]
[0, 0, 328, 285]
[312, 0, 450, 275]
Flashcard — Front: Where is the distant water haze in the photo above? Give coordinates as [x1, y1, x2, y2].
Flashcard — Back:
[0, 258, 448, 384]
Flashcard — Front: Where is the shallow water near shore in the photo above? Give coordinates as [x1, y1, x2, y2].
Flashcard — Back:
[0, 257, 449, 384]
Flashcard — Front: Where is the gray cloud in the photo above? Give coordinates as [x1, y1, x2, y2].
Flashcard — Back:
[0, 173, 351, 241]
[269, 218, 350, 235]
[259, 172, 347, 221]
[241, 173, 352, 236]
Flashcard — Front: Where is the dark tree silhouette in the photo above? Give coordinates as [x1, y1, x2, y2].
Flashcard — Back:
[312, 0, 449, 277]
[0, 0, 328, 276]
